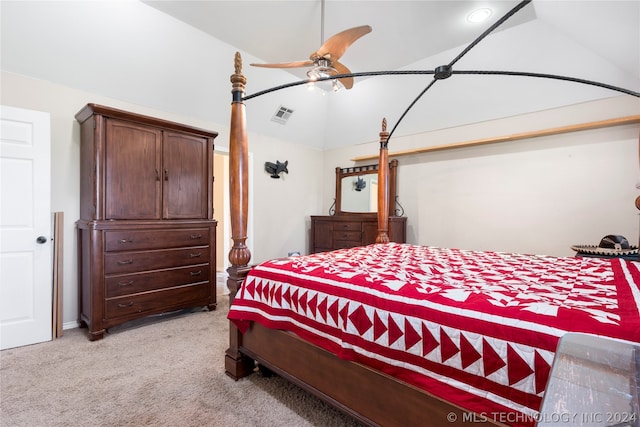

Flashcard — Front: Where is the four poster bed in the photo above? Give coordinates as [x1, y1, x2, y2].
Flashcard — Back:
[223, 53, 640, 427]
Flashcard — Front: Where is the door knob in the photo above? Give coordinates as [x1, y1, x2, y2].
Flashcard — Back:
[36, 236, 48, 244]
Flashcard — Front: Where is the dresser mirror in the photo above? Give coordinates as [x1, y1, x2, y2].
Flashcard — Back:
[334, 159, 398, 216]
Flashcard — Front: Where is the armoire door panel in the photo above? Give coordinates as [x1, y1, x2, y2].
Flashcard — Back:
[162, 132, 209, 219]
[105, 119, 162, 219]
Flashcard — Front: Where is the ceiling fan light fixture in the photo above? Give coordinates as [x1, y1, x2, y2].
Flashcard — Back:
[306, 59, 342, 92]
[467, 8, 492, 23]
[306, 60, 338, 82]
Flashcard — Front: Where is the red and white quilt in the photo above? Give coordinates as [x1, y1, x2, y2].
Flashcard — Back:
[228, 243, 640, 426]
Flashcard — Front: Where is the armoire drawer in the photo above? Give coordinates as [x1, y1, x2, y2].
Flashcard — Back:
[105, 264, 210, 298]
[105, 282, 209, 318]
[105, 228, 210, 252]
[104, 246, 210, 274]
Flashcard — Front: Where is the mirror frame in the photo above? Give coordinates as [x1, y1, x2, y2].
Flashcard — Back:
[334, 159, 398, 216]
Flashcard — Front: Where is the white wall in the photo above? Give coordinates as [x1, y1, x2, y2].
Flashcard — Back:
[323, 95, 640, 257]
[0, 71, 322, 328]
[245, 133, 324, 261]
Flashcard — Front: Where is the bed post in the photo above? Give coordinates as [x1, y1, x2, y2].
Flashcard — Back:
[226, 52, 252, 298]
[225, 52, 255, 380]
[376, 118, 390, 243]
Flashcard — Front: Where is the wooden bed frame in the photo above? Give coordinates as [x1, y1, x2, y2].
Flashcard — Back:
[223, 52, 504, 427]
[223, 52, 639, 427]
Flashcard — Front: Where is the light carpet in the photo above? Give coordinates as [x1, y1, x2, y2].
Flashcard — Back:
[0, 297, 364, 427]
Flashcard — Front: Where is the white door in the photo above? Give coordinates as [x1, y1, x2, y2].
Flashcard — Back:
[0, 105, 52, 350]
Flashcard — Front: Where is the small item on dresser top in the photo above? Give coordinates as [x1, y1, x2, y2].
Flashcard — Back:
[571, 234, 638, 256]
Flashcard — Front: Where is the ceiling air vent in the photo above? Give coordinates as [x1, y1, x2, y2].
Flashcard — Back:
[271, 106, 294, 125]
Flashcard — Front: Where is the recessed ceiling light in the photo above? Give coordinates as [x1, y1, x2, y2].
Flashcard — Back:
[467, 8, 492, 23]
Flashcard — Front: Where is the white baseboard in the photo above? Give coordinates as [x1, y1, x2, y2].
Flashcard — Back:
[217, 271, 230, 295]
[63, 321, 80, 330]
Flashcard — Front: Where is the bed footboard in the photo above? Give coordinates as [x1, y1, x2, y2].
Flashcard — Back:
[232, 321, 504, 427]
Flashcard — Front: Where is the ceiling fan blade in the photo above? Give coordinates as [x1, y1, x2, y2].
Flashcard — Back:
[316, 25, 372, 62]
[250, 60, 314, 69]
[333, 61, 354, 89]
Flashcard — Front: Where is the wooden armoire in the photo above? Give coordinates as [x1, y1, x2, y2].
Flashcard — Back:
[75, 104, 218, 340]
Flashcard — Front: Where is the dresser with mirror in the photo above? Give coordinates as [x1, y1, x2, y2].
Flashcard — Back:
[310, 160, 407, 254]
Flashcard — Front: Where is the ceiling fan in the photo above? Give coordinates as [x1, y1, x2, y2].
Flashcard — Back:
[250, 0, 371, 90]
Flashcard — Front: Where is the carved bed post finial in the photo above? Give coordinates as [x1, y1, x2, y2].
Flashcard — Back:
[234, 51, 242, 74]
[231, 52, 246, 92]
[376, 118, 390, 243]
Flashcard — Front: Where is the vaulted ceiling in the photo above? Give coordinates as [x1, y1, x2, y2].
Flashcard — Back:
[2, 1, 638, 150]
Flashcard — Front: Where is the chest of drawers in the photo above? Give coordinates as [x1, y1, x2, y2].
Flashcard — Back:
[77, 221, 216, 340]
[310, 215, 407, 253]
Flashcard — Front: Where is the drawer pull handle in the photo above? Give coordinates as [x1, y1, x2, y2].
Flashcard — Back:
[190, 252, 202, 258]
[190, 270, 202, 277]
[117, 302, 134, 308]
[190, 234, 203, 239]
[117, 259, 133, 265]
[118, 239, 133, 244]
[118, 281, 134, 287]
